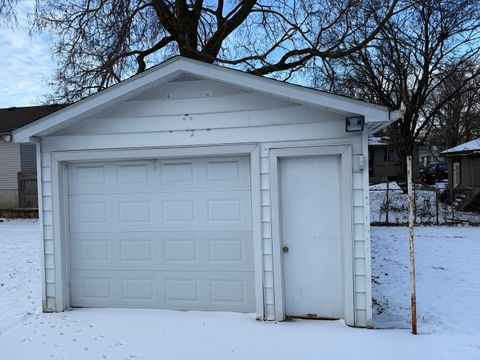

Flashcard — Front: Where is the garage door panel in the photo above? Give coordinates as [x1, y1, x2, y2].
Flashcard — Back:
[159, 160, 195, 184]
[69, 156, 255, 312]
[67, 157, 250, 195]
[71, 270, 255, 311]
[70, 231, 253, 271]
[68, 164, 109, 190]
[116, 161, 153, 185]
[72, 238, 111, 263]
[68, 161, 154, 195]
[69, 200, 110, 227]
[71, 275, 116, 305]
[210, 279, 248, 305]
[119, 200, 152, 224]
[158, 157, 251, 190]
[205, 158, 248, 182]
[122, 278, 156, 303]
[69, 191, 252, 232]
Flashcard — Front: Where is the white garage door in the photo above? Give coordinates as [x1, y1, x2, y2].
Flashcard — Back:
[68, 156, 255, 312]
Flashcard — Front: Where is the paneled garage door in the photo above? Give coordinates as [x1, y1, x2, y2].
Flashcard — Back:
[67, 156, 255, 312]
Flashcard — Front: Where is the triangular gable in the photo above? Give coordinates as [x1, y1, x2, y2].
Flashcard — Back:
[13, 56, 391, 143]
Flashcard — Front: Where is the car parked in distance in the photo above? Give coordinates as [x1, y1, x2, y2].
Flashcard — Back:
[419, 162, 448, 184]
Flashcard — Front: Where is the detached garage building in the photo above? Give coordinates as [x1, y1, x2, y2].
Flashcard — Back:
[13, 57, 391, 327]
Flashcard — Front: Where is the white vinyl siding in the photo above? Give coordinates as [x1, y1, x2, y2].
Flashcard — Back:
[37, 78, 372, 326]
[20, 144, 37, 173]
[0, 142, 21, 189]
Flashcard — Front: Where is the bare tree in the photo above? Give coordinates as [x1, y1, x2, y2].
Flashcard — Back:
[427, 65, 480, 150]
[30, 0, 399, 102]
[0, 0, 17, 21]
[323, 0, 480, 178]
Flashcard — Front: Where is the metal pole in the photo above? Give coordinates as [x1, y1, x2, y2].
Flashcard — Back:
[407, 155, 417, 334]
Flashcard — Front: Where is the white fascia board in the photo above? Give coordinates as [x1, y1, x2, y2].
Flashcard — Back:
[13, 56, 390, 143]
[367, 110, 404, 135]
[367, 121, 391, 135]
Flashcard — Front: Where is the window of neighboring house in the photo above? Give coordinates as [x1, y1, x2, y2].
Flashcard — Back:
[420, 156, 431, 167]
[368, 149, 373, 172]
[453, 162, 461, 188]
[388, 149, 399, 162]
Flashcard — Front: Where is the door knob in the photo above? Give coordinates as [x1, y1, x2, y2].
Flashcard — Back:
[282, 246, 289, 253]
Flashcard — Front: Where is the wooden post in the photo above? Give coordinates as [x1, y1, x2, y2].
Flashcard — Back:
[385, 178, 390, 224]
[407, 156, 417, 334]
[451, 190, 455, 223]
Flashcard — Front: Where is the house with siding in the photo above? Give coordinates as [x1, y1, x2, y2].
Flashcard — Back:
[368, 137, 402, 182]
[418, 144, 445, 168]
[13, 57, 396, 327]
[443, 138, 480, 210]
[368, 137, 438, 183]
[0, 105, 65, 209]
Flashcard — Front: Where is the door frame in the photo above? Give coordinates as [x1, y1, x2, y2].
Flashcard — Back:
[50, 144, 264, 319]
[269, 145, 354, 325]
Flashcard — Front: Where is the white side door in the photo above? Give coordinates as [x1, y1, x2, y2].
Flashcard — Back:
[279, 155, 343, 319]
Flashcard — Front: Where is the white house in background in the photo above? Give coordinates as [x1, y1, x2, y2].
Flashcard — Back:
[13, 56, 392, 328]
[0, 105, 65, 209]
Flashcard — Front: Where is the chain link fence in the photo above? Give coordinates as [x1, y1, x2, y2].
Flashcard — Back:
[370, 183, 480, 225]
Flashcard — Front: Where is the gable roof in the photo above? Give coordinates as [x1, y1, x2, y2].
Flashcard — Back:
[443, 138, 480, 155]
[0, 104, 67, 134]
[13, 56, 392, 143]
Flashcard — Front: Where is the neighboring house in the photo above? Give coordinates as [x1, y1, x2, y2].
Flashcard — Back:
[418, 144, 445, 168]
[13, 57, 393, 328]
[368, 137, 402, 181]
[443, 138, 480, 209]
[369, 138, 440, 182]
[0, 105, 65, 209]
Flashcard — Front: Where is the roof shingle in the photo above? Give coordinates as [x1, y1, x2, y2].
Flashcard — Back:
[0, 104, 67, 134]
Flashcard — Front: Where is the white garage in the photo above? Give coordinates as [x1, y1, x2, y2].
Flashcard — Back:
[13, 56, 392, 327]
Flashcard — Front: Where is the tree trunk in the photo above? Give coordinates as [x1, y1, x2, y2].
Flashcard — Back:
[389, 114, 416, 186]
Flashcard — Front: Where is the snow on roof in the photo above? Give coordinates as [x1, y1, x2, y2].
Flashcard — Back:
[368, 137, 390, 146]
[443, 138, 480, 154]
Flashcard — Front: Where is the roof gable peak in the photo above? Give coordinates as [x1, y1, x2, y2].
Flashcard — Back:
[13, 56, 390, 143]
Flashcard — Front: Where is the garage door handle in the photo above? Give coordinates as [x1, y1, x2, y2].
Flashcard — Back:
[282, 246, 289, 253]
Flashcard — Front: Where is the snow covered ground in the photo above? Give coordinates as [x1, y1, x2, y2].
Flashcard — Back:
[0, 219, 479, 359]
[372, 226, 480, 356]
[0, 219, 41, 334]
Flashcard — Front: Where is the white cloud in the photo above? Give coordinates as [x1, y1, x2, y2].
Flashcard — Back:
[0, 1, 55, 107]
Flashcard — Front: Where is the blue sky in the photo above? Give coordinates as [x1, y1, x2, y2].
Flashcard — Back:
[0, 1, 54, 108]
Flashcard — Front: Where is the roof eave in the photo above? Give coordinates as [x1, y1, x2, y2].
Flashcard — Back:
[443, 150, 480, 156]
[367, 110, 403, 135]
